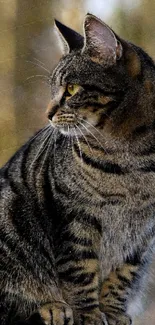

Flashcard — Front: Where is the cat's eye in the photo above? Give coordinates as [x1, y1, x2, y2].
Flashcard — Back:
[66, 84, 80, 96]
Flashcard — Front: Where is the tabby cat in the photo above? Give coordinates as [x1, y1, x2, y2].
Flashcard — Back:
[1, 13, 155, 325]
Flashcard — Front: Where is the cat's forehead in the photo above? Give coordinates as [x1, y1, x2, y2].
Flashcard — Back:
[51, 53, 91, 83]
[52, 53, 108, 86]
[51, 52, 126, 91]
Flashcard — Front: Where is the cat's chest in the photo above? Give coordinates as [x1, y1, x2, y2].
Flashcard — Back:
[53, 161, 155, 277]
[57, 163, 154, 241]
[59, 162, 151, 217]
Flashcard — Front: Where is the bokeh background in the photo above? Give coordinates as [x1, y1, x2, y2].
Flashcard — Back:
[1, 0, 155, 323]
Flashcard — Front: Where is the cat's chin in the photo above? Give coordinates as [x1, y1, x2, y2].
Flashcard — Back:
[59, 126, 82, 137]
[49, 120, 82, 137]
[49, 119, 101, 140]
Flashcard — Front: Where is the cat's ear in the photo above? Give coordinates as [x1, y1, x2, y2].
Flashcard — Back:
[54, 19, 84, 54]
[82, 14, 123, 65]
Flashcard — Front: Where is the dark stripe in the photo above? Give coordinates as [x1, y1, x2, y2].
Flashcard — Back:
[0, 231, 27, 263]
[80, 141, 114, 155]
[54, 56, 73, 85]
[82, 84, 125, 97]
[101, 199, 122, 206]
[101, 193, 126, 199]
[110, 292, 126, 303]
[139, 145, 155, 156]
[117, 284, 125, 291]
[140, 162, 155, 172]
[84, 101, 106, 108]
[132, 120, 155, 136]
[54, 180, 69, 197]
[125, 251, 141, 265]
[117, 274, 131, 287]
[107, 284, 115, 290]
[71, 235, 93, 246]
[57, 250, 97, 266]
[78, 304, 99, 311]
[11, 202, 56, 274]
[3, 166, 21, 196]
[132, 124, 151, 137]
[77, 214, 102, 235]
[60, 245, 98, 259]
[80, 297, 98, 305]
[105, 304, 125, 312]
[0, 232, 37, 275]
[58, 266, 84, 279]
[130, 270, 138, 277]
[76, 286, 98, 296]
[96, 101, 120, 127]
[60, 232, 93, 247]
[74, 145, 125, 175]
[60, 272, 95, 285]
[67, 100, 105, 109]
[61, 57, 75, 85]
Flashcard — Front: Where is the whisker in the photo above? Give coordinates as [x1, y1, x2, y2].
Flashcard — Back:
[38, 134, 52, 175]
[30, 124, 51, 143]
[35, 132, 51, 157]
[25, 75, 50, 82]
[53, 128, 58, 169]
[68, 125, 71, 149]
[25, 80, 50, 87]
[79, 117, 105, 140]
[68, 125, 72, 150]
[26, 60, 50, 74]
[33, 57, 50, 69]
[63, 127, 71, 162]
[102, 111, 114, 124]
[78, 120, 108, 154]
[75, 124, 95, 158]
[29, 128, 52, 170]
[67, 125, 72, 159]
[71, 129, 75, 158]
[73, 127, 83, 169]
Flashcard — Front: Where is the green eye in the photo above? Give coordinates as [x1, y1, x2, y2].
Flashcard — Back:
[67, 84, 80, 96]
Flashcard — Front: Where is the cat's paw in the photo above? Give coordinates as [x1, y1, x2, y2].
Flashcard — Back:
[75, 310, 106, 325]
[39, 301, 74, 325]
[105, 313, 132, 325]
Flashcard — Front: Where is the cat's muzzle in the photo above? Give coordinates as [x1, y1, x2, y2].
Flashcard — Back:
[52, 112, 76, 125]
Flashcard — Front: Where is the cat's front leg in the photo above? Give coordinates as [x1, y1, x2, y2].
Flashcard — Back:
[99, 262, 139, 325]
[56, 220, 104, 325]
[38, 301, 73, 325]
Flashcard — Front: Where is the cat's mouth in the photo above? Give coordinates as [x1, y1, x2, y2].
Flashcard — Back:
[52, 112, 76, 125]
[49, 111, 95, 136]
[50, 112, 76, 133]
[49, 111, 81, 135]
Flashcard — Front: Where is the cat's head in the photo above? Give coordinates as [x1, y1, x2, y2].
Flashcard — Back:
[47, 14, 155, 143]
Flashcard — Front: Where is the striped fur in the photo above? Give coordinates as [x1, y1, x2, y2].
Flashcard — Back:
[1, 14, 155, 325]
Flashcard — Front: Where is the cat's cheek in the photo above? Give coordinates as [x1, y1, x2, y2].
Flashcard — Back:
[79, 110, 100, 127]
[87, 116, 100, 127]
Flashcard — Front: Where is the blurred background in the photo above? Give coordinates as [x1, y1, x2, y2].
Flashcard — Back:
[1, 0, 155, 323]
[1, 0, 155, 167]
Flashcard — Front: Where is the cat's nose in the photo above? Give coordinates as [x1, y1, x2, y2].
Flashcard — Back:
[47, 105, 59, 121]
[46, 87, 64, 119]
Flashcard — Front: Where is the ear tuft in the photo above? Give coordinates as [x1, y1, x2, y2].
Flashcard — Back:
[83, 14, 123, 65]
[54, 19, 84, 54]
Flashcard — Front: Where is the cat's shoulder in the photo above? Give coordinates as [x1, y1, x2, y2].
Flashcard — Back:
[0, 125, 61, 173]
